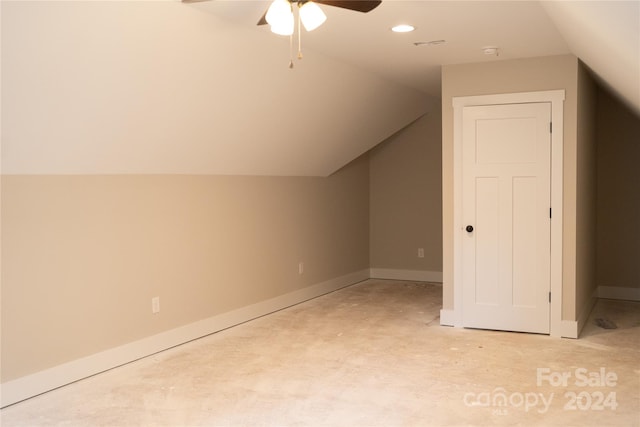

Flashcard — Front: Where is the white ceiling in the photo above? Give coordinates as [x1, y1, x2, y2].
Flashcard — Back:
[2, 1, 638, 176]
[540, 0, 639, 114]
[197, 0, 571, 96]
[195, 0, 638, 111]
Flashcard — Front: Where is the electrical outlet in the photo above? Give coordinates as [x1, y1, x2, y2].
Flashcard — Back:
[152, 297, 160, 314]
[298, 262, 304, 275]
[418, 248, 425, 258]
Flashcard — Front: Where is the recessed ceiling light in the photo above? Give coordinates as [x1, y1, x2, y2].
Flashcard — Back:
[391, 24, 415, 33]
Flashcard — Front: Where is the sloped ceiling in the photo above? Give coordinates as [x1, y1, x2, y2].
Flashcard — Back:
[2, 1, 638, 176]
[541, 0, 640, 115]
[1, 1, 434, 176]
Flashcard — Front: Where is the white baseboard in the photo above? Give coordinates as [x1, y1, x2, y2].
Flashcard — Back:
[598, 286, 640, 301]
[439, 309, 456, 327]
[0, 269, 369, 408]
[369, 268, 443, 283]
[560, 320, 578, 339]
[560, 287, 598, 339]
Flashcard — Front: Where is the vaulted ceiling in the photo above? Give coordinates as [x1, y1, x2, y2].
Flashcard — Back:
[2, 1, 638, 176]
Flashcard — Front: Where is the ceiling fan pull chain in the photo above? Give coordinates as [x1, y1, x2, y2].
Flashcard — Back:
[289, 32, 294, 69]
[297, 8, 303, 60]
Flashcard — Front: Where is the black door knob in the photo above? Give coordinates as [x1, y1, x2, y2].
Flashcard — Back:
[466, 225, 474, 233]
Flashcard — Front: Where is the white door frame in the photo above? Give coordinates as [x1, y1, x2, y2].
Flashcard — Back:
[451, 90, 565, 337]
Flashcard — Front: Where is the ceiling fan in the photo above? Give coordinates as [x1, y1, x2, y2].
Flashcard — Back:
[257, 1, 382, 29]
[257, 0, 381, 66]
[183, 0, 382, 67]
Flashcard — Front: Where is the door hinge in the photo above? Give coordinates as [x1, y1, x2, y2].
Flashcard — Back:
[550, 208, 552, 218]
[549, 292, 551, 303]
[550, 122, 552, 133]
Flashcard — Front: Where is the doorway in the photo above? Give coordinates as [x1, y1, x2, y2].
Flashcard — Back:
[462, 102, 551, 333]
[451, 91, 565, 336]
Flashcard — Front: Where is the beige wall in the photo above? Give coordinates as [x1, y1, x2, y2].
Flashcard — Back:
[1, 157, 369, 382]
[575, 61, 599, 318]
[441, 55, 582, 320]
[596, 87, 640, 290]
[1, 106, 446, 386]
[369, 111, 443, 273]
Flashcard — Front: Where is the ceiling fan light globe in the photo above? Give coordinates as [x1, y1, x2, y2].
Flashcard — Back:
[270, 20, 294, 36]
[266, 0, 293, 27]
[299, 2, 326, 32]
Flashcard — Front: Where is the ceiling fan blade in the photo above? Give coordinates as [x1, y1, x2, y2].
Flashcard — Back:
[257, 10, 268, 25]
[313, 0, 381, 13]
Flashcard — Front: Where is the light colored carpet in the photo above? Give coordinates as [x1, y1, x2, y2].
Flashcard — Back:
[1, 280, 638, 426]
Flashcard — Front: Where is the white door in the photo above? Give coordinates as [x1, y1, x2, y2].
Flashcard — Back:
[462, 102, 551, 334]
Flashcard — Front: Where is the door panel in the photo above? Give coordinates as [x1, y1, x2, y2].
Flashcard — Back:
[476, 117, 538, 164]
[475, 177, 499, 305]
[462, 103, 551, 334]
[512, 176, 538, 308]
